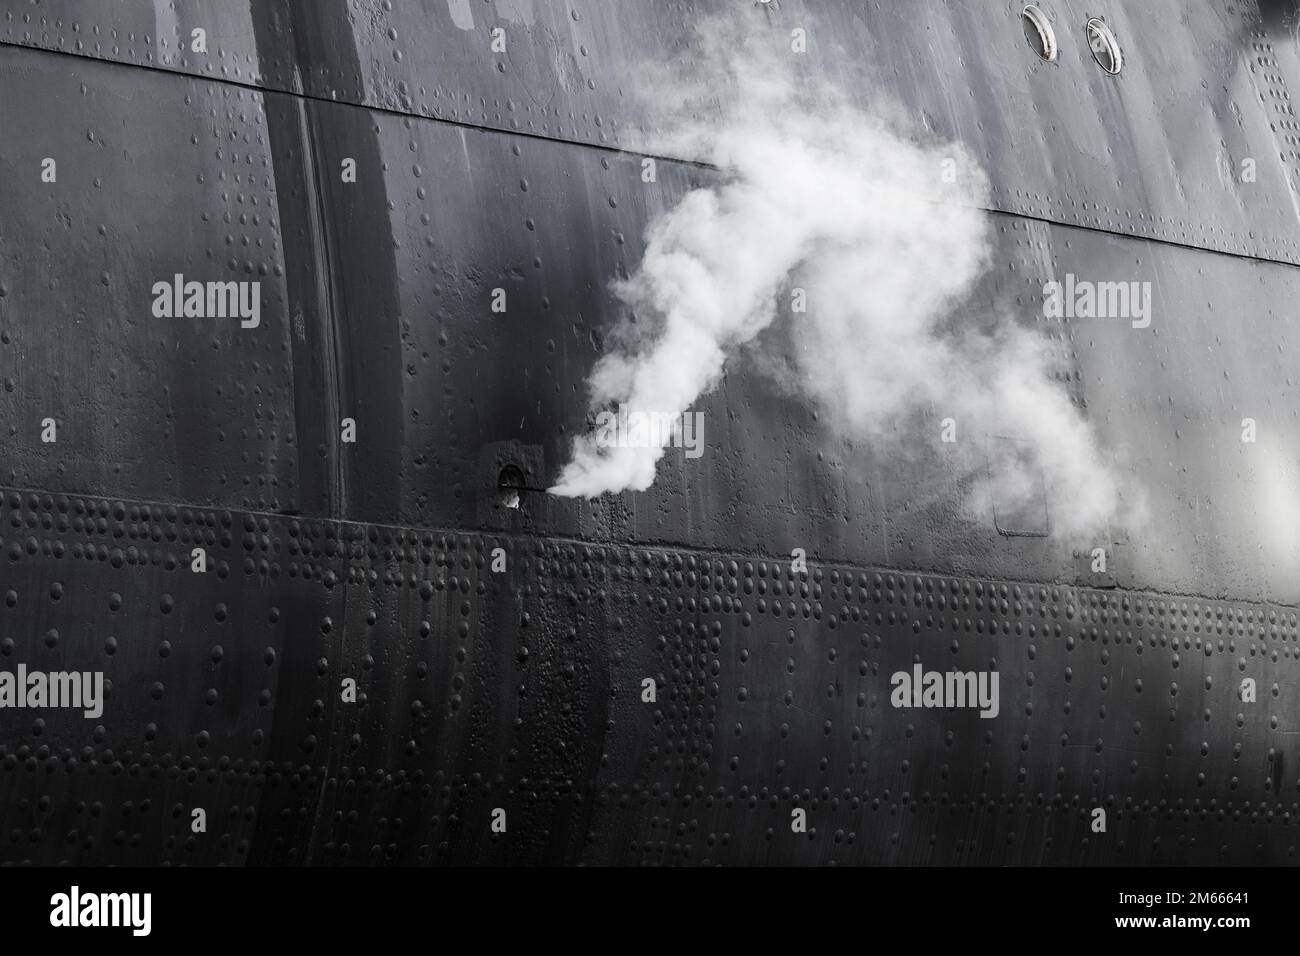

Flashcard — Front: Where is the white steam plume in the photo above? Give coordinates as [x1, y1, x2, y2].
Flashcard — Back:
[550, 24, 1136, 539]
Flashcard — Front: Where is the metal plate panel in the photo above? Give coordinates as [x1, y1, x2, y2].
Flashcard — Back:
[0, 46, 299, 511]
[4, 2, 1300, 261]
[1, 491, 1296, 864]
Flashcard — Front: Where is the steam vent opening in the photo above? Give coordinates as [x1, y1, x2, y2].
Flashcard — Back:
[497, 464, 525, 510]
[1021, 6, 1057, 62]
[1086, 17, 1123, 74]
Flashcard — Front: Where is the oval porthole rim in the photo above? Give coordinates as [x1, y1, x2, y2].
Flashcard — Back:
[1085, 16, 1123, 75]
[1022, 5, 1058, 63]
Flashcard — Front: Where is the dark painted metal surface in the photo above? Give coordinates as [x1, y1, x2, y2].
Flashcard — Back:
[3, 0, 1299, 263]
[0, 493, 1295, 864]
[0, 2, 1298, 865]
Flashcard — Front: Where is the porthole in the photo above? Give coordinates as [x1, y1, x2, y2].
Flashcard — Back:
[1021, 6, 1057, 62]
[497, 465, 524, 510]
[1086, 17, 1122, 74]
